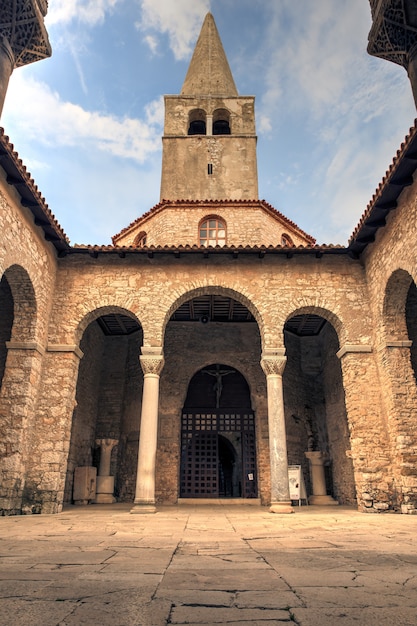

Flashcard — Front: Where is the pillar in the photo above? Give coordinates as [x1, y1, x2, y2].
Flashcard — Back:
[337, 344, 392, 512]
[0, 341, 44, 514]
[305, 451, 338, 505]
[0, 36, 14, 118]
[130, 347, 164, 514]
[261, 350, 293, 514]
[95, 438, 118, 504]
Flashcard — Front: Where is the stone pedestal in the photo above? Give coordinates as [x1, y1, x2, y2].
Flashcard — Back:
[305, 451, 338, 505]
[96, 476, 116, 504]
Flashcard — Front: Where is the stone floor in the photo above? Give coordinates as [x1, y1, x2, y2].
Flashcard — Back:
[1, 503, 417, 625]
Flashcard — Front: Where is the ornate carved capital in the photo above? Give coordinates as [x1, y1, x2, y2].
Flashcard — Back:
[261, 356, 287, 377]
[140, 355, 164, 376]
[367, 0, 417, 68]
[0, 0, 52, 68]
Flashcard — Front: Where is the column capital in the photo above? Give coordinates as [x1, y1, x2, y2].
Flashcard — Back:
[140, 347, 164, 376]
[261, 353, 287, 377]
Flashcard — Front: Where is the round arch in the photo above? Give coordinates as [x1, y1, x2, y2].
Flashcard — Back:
[283, 304, 346, 347]
[383, 268, 415, 342]
[1, 264, 37, 343]
[162, 285, 265, 347]
[74, 305, 143, 346]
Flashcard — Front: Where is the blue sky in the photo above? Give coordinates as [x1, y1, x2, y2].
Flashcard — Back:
[2, 0, 415, 245]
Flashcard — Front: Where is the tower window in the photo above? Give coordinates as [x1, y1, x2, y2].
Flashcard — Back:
[213, 108, 231, 135]
[208, 164, 213, 175]
[188, 109, 207, 135]
[199, 217, 226, 247]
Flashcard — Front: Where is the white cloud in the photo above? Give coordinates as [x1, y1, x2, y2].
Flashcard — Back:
[2, 74, 162, 164]
[137, 0, 211, 60]
[46, 0, 121, 26]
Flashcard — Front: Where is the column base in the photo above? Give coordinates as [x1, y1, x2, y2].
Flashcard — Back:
[309, 495, 338, 506]
[130, 502, 157, 514]
[95, 494, 117, 504]
[269, 501, 294, 514]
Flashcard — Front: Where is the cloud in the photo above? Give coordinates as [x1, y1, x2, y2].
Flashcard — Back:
[137, 0, 211, 60]
[46, 0, 121, 27]
[2, 73, 162, 164]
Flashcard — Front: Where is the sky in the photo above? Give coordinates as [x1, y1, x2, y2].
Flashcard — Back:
[2, 0, 416, 245]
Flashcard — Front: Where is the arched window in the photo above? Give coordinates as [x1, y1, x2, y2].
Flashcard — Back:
[281, 233, 294, 247]
[188, 109, 207, 135]
[199, 217, 226, 247]
[213, 108, 231, 135]
[133, 231, 147, 247]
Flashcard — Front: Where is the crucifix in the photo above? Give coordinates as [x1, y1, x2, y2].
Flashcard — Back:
[202, 364, 235, 408]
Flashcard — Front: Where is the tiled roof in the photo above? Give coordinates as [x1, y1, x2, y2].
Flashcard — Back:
[112, 198, 316, 246]
[0, 128, 69, 253]
[68, 242, 347, 258]
[349, 119, 417, 256]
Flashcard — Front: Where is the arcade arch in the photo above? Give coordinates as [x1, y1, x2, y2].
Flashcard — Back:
[283, 310, 356, 504]
[64, 307, 143, 503]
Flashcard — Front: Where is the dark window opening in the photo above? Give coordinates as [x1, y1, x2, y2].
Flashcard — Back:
[213, 120, 231, 135]
[188, 120, 207, 135]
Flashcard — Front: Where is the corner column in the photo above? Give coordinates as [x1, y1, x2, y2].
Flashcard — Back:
[261, 350, 293, 514]
[131, 347, 164, 514]
[0, 36, 14, 117]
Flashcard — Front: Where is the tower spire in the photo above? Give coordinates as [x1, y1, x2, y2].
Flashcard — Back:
[181, 13, 238, 96]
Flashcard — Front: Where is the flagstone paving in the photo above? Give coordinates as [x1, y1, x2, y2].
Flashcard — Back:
[0, 504, 417, 625]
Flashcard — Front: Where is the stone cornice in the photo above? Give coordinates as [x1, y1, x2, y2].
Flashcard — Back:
[47, 344, 84, 359]
[336, 344, 373, 359]
[6, 340, 45, 355]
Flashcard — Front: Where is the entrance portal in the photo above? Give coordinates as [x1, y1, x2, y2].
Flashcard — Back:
[180, 365, 257, 498]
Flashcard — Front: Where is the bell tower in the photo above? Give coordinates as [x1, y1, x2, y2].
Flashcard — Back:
[160, 13, 258, 201]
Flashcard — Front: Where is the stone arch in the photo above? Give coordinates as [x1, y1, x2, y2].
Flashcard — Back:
[283, 304, 356, 505]
[74, 305, 143, 347]
[383, 268, 414, 342]
[1, 264, 37, 343]
[283, 304, 345, 347]
[162, 285, 265, 347]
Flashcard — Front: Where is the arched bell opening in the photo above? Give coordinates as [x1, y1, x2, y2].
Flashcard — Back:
[213, 108, 231, 135]
[283, 312, 356, 505]
[188, 108, 207, 135]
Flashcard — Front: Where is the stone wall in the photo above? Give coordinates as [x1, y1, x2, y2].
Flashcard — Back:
[114, 202, 311, 248]
[362, 175, 417, 511]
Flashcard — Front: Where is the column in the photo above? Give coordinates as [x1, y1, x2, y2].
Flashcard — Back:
[130, 347, 164, 514]
[305, 451, 338, 505]
[261, 350, 293, 514]
[95, 438, 118, 504]
[0, 36, 14, 117]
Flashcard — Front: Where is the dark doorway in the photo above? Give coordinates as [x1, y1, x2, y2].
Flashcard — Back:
[180, 364, 257, 498]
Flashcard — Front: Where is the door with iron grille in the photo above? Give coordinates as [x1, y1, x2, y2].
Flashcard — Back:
[180, 410, 257, 498]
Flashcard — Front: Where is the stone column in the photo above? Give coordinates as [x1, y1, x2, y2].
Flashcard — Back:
[131, 347, 164, 514]
[305, 451, 338, 505]
[95, 438, 118, 504]
[261, 350, 293, 514]
[0, 36, 14, 117]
